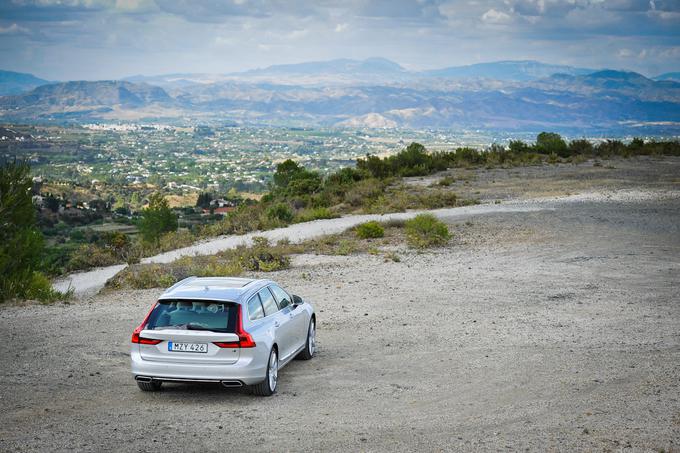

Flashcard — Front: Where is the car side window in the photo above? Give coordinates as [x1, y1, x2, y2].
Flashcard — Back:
[269, 284, 292, 309]
[247, 294, 264, 321]
[258, 288, 279, 317]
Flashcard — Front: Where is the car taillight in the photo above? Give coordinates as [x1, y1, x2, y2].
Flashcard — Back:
[131, 301, 160, 344]
[214, 305, 256, 348]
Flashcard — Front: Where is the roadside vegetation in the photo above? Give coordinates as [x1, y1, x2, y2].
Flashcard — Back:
[106, 218, 450, 290]
[0, 160, 71, 302]
[404, 214, 451, 248]
[11, 132, 680, 285]
[356, 134, 680, 179]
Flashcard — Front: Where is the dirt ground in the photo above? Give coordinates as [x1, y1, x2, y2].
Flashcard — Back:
[2, 157, 680, 452]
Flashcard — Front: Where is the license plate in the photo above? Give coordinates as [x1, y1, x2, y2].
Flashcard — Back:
[168, 341, 208, 353]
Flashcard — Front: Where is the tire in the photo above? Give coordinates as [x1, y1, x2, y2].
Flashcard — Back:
[251, 347, 278, 396]
[137, 380, 162, 392]
[296, 317, 316, 361]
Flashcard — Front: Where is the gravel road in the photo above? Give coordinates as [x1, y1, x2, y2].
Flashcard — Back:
[53, 156, 680, 298]
[52, 202, 549, 297]
[2, 193, 679, 452]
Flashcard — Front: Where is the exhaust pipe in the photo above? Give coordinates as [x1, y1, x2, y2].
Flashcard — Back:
[220, 380, 243, 388]
[135, 376, 153, 383]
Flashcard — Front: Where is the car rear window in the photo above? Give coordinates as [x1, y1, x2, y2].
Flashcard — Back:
[145, 300, 238, 332]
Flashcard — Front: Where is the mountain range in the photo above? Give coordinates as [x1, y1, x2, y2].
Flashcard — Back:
[1, 59, 679, 133]
[0, 70, 50, 96]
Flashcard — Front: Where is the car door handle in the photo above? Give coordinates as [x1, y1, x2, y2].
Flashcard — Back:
[274, 321, 280, 328]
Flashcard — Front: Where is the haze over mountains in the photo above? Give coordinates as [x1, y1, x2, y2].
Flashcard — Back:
[0, 70, 50, 96]
[1, 59, 679, 133]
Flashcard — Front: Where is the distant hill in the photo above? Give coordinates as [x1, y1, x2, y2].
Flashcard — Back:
[535, 70, 680, 102]
[0, 70, 49, 96]
[655, 72, 680, 82]
[423, 60, 595, 81]
[232, 57, 410, 85]
[246, 57, 404, 75]
[0, 80, 176, 121]
[124, 73, 228, 88]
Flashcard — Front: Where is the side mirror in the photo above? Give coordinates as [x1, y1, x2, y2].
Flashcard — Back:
[292, 294, 303, 306]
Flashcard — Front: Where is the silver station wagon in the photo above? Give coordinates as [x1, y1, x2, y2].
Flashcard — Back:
[130, 277, 316, 396]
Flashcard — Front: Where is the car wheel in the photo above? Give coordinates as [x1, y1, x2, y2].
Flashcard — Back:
[137, 380, 162, 392]
[252, 347, 278, 396]
[297, 318, 315, 360]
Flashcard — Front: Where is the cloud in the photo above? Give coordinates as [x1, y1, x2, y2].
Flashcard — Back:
[0, 0, 678, 79]
[151, 0, 322, 22]
[481, 8, 512, 24]
[0, 23, 30, 34]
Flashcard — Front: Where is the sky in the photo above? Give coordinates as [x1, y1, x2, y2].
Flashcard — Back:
[0, 0, 679, 80]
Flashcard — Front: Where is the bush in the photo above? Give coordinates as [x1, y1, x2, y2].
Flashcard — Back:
[106, 264, 177, 290]
[355, 221, 385, 239]
[436, 176, 455, 186]
[155, 229, 196, 254]
[295, 207, 339, 223]
[404, 214, 451, 248]
[535, 132, 569, 157]
[343, 178, 386, 208]
[67, 243, 120, 271]
[233, 237, 291, 271]
[24, 272, 71, 302]
[267, 203, 294, 223]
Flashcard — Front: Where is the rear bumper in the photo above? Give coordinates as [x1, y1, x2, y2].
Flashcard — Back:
[130, 349, 267, 386]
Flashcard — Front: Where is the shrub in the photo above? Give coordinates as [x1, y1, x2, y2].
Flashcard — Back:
[155, 229, 195, 254]
[66, 244, 120, 271]
[336, 239, 358, 255]
[414, 191, 458, 209]
[436, 176, 455, 186]
[267, 203, 294, 223]
[343, 178, 385, 208]
[180, 256, 242, 278]
[24, 272, 71, 302]
[234, 237, 290, 272]
[106, 264, 177, 290]
[568, 139, 594, 156]
[535, 132, 569, 157]
[295, 207, 339, 223]
[404, 214, 451, 248]
[384, 252, 401, 262]
[355, 221, 385, 239]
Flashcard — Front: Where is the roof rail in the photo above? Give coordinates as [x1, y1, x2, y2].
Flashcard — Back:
[163, 276, 197, 294]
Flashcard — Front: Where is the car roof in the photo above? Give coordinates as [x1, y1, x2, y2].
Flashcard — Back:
[158, 277, 271, 303]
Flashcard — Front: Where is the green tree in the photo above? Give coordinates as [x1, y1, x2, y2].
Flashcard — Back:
[535, 132, 569, 157]
[568, 139, 594, 155]
[392, 142, 431, 176]
[139, 192, 178, 244]
[273, 159, 303, 188]
[196, 192, 213, 209]
[356, 154, 392, 178]
[508, 140, 530, 154]
[0, 160, 48, 301]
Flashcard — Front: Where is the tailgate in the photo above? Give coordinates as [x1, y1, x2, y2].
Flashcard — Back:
[138, 329, 240, 364]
